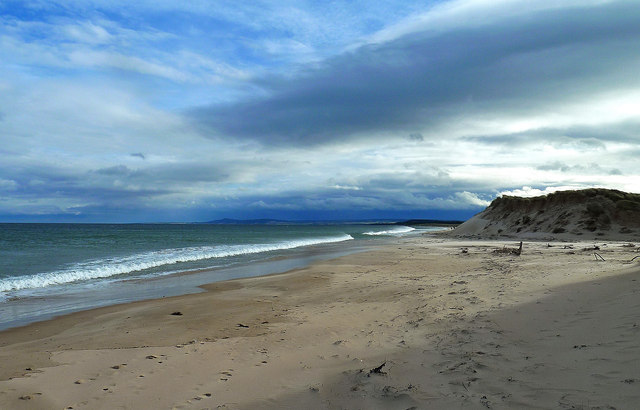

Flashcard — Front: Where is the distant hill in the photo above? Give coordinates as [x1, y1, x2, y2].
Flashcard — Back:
[203, 218, 400, 225]
[204, 218, 291, 225]
[203, 218, 463, 226]
[398, 219, 463, 226]
[450, 188, 640, 240]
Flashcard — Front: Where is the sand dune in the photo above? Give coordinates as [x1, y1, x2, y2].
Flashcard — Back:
[450, 188, 640, 241]
[1, 236, 639, 409]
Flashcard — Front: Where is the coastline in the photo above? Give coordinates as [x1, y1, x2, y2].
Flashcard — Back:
[1, 236, 639, 409]
[0, 238, 377, 332]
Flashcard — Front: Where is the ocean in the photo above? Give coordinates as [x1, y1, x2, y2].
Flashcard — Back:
[0, 223, 443, 330]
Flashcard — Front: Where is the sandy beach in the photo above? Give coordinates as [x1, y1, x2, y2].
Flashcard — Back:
[1, 235, 639, 409]
[4, 0, 640, 407]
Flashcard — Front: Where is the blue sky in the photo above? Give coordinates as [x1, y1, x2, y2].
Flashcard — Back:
[1, 0, 639, 222]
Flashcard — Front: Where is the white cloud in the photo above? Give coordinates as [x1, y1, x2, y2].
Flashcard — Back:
[0, 14, 248, 91]
[331, 185, 362, 191]
[499, 186, 586, 198]
[455, 191, 491, 207]
[364, 0, 609, 45]
[61, 21, 114, 45]
[68, 49, 191, 82]
[0, 179, 18, 191]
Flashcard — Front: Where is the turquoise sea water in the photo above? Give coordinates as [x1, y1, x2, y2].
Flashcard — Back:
[0, 223, 442, 330]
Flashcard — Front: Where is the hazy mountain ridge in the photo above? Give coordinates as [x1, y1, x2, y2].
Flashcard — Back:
[203, 218, 463, 226]
[203, 218, 401, 226]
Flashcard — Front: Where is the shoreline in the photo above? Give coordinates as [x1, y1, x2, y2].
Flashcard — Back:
[0, 238, 379, 332]
[1, 236, 639, 409]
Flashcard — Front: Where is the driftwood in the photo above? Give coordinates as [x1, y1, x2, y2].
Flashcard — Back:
[369, 362, 387, 375]
[493, 241, 523, 256]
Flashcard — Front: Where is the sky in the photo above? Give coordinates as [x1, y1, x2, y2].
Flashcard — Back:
[1, 0, 639, 222]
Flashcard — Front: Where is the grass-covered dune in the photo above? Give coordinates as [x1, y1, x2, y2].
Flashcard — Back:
[450, 188, 640, 240]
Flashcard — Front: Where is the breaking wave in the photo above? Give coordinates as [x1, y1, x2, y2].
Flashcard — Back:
[363, 226, 415, 236]
[0, 234, 353, 293]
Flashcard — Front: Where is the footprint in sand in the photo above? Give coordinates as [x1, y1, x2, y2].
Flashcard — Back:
[19, 392, 42, 400]
[172, 393, 213, 408]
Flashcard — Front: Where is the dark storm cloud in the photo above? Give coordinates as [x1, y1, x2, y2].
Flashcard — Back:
[94, 165, 140, 176]
[536, 161, 623, 175]
[0, 160, 233, 214]
[191, 1, 640, 146]
[3, 165, 173, 203]
[235, 173, 493, 214]
[462, 122, 640, 149]
[92, 163, 230, 184]
[536, 161, 572, 172]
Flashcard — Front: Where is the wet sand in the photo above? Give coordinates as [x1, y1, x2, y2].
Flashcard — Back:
[1, 236, 639, 409]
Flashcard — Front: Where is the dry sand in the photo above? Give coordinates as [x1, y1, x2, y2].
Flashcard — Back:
[1, 236, 639, 409]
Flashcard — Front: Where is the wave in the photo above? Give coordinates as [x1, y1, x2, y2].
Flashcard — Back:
[363, 226, 415, 236]
[0, 234, 353, 293]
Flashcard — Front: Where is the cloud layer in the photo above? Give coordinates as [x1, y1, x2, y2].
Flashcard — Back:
[194, 0, 640, 147]
[1, 0, 639, 221]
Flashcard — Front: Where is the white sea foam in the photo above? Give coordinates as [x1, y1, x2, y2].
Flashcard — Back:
[363, 226, 415, 236]
[0, 234, 353, 293]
